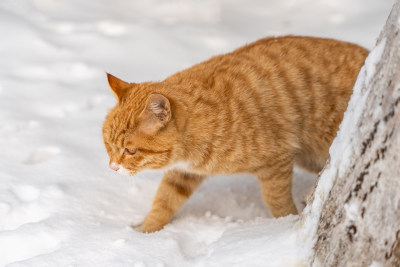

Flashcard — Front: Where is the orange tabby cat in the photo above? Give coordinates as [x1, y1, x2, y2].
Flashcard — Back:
[102, 36, 368, 233]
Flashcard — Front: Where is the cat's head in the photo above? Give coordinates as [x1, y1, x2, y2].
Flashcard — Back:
[102, 73, 183, 175]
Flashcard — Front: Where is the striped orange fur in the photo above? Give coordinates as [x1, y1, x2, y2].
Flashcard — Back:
[102, 36, 368, 233]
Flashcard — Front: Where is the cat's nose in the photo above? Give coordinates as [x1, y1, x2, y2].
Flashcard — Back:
[110, 163, 120, 171]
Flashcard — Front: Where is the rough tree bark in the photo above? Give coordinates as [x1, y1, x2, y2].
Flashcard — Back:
[307, 1, 400, 266]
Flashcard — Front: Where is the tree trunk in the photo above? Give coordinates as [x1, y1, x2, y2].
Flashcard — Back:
[302, 1, 400, 266]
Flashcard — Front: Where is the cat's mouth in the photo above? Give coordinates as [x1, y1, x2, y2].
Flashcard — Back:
[110, 163, 136, 176]
[117, 167, 135, 176]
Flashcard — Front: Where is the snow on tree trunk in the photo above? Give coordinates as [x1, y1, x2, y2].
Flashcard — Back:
[297, 1, 400, 266]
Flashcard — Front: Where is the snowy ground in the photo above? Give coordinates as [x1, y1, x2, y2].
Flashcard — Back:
[0, 0, 394, 266]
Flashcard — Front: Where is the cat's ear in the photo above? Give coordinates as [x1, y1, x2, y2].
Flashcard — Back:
[106, 73, 130, 101]
[139, 94, 171, 135]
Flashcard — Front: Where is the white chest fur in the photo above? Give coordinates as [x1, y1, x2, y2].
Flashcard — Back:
[160, 161, 192, 173]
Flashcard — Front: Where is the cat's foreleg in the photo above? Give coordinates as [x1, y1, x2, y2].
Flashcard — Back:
[139, 170, 206, 233]
[255, 160, 298, 217]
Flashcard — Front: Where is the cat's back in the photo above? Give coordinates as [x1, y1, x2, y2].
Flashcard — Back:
[168, 35, 368, 129]
[167, 36, 368, 106]
[237, 36, 368, 92]
[171, 35, 367, 81]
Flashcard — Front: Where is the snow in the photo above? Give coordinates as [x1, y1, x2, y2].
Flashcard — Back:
[0, 0, 393, 266]
[344, 201, 361, 222]
[365, 38, 387, 84]
[369, 261, 383, 267]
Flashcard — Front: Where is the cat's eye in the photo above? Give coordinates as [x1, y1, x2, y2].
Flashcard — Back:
[123, 148, 138, 156]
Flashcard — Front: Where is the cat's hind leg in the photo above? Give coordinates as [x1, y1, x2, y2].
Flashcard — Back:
[139, 170, 206, 233]
[254, 158, 298, 217]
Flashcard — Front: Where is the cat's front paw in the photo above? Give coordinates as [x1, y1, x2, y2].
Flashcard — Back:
[141, 222, 163, 233]
[140, 215, 167, 233]
[131, 220, 164, 233]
